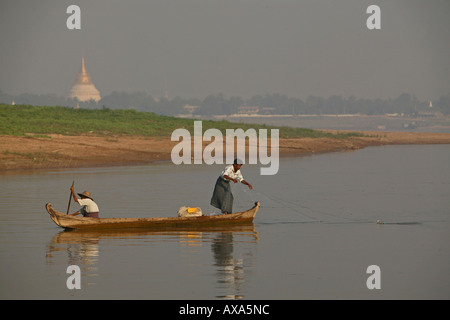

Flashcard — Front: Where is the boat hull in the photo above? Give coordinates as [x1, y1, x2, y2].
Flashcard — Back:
[46, 202, 260, 230]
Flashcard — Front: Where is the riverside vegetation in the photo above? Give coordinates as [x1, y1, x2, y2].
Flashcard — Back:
[0, 104, 363, 139]
[2, 104, 450, 172]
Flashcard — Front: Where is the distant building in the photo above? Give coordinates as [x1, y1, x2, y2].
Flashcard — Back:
[68, 57, 101, 102]
[261, 107, 276, 115]
[183, 104, 200, 114]
[416, 100, 442, 118]
[237, 106, 260, 115]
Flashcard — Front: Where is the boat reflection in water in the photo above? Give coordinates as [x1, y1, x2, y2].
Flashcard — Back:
[45, 224, 259, 299]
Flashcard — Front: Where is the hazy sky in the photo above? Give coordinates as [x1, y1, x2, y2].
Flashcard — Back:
[1, 0, 449, 101]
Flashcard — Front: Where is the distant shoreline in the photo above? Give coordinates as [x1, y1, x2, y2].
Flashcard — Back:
[1, 131, 450, 174]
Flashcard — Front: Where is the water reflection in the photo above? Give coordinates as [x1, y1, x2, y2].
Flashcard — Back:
[45, 224, 259, 299]
[213, 232, 245, 299]
[46, 231, 100, 280]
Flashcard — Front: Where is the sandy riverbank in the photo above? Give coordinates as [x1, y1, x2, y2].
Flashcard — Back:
[1, 131, 450, 173]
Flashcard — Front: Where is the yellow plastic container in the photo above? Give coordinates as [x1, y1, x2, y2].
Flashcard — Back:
[187, 207, 200, 214]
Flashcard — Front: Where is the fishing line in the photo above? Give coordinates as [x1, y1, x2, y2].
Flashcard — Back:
[257, 192, 321, 222]
[265, 189, 380, 224]
[236, 184, 320, 222]
[236, 184, 373, 224]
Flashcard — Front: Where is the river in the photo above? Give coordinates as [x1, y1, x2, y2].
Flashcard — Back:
[1, 145, 449, 299]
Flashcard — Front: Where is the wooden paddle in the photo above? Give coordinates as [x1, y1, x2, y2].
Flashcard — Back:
[66, 180, 74, 215]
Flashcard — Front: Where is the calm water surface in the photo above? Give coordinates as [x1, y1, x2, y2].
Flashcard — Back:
[1, 145, 449, 299]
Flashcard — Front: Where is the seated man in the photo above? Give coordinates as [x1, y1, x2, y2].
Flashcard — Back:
[69, 185, 100, 218]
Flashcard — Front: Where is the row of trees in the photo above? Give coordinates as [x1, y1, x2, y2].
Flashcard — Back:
[1, 89, 449, 116]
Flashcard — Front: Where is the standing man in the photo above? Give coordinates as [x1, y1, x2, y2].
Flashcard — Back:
[210, 158, 253, 214]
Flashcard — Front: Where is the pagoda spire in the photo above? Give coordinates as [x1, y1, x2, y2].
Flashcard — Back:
[76, 56, 93, 84]
[81, 56, 87, 75]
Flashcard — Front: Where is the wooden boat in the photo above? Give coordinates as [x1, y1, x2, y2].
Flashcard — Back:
[45, 202, 260, 230]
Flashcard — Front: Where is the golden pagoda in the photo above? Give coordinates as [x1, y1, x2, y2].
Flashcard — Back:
[68, 57, 101, 102]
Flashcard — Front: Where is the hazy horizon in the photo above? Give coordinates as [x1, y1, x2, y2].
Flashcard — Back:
[1, 0, 449, 101]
